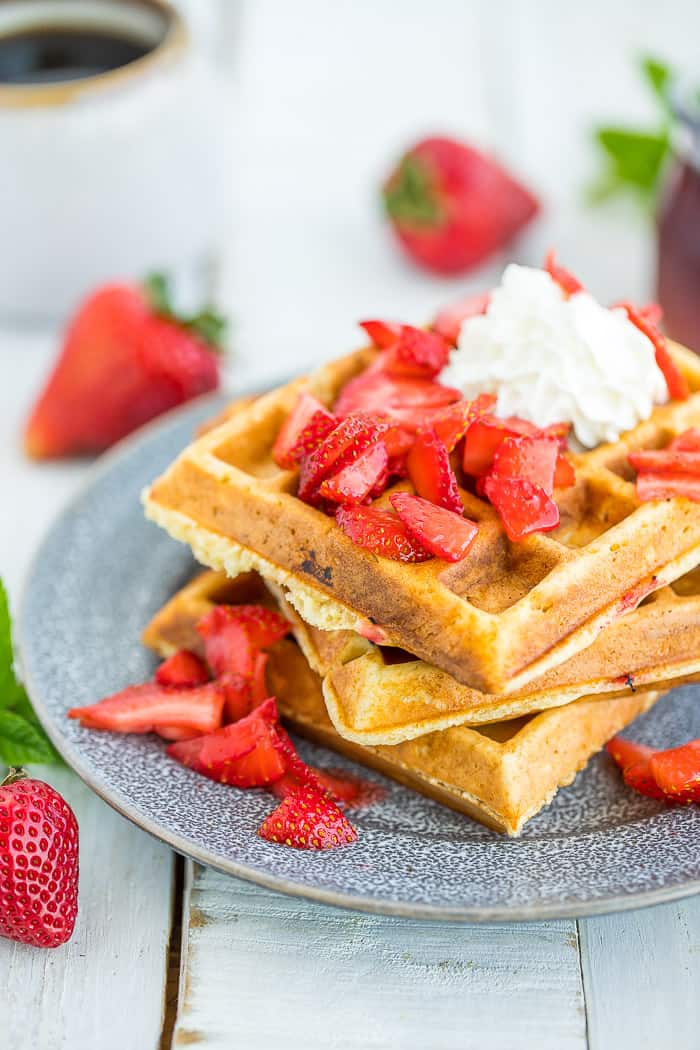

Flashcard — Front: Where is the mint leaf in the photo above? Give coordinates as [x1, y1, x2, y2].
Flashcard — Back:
[641, 55, 672, 108]
[0, 710, 60, 766]
[0, 580, 24, 709]
[592, 127, 669, 199]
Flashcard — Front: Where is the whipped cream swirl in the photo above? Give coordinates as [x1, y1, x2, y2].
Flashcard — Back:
[439, 264, 668, 448]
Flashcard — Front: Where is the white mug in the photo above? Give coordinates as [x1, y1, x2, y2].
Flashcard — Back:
[0, 0, 229, 321]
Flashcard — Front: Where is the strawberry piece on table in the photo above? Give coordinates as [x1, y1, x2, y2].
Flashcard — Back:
[24, 274, 224, 459]
[68, 682, 225, 735]
[391, 492, 478, 562]
[0, 770, 79, 948]
[319, 443, 389, 504]
[428, 395, 496, 452]
[155, 649, 210, 688]
[272, 392, 337, 469]
[649, 741, 700, 802]
[381, 326, 450, 379]
[297, 415, 387, 502]
[431, 292, 490, 345]
[553, 454, 576, 489]
[491, 433, 560, 495]
[617, 301, 689, 401]
[483, 476, 560, 542]
[257, 786, 358, 850]
[359, 319, 403, 349]
[544, 250, 584, 298]
[636, 472, 700, 504]
[167, 697, 286, 787]
[336, 505, 432, 562]
[407, 428, 463, 513]
[334, 369, 460, 424]
[382, 136, 539, 276]
[629, 448, 700, 475]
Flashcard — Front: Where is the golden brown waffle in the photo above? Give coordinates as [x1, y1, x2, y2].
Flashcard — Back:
[142, 569, 664, 836]
[143, 342, 700, 694]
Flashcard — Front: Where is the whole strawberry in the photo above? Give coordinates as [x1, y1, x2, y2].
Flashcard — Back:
[382, 136, 539, 275]
[0, 768, 79, 948]
[25, 274, 225, 459]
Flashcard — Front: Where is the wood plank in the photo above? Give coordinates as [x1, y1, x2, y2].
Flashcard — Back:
[0, 766, 174, 1050]
[579, 898, 700, 1049]
[173, 863, 587, 1050]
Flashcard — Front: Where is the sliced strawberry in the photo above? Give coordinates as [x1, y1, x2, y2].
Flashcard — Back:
[359, 319, 403, 349]
[636, 472, 700, 503]
[636, 302, 663, 326]
[432, 292, 490, 345]
[154, 725, 203, 742]
[319, 443, 389, 504]
[167, 697, 285, 787]
[553, 454, 576, 488]
[391, 492, 478, 562]
[491, 433, 560, 495]
[220, 651, 270, 722]
[649, 740, 700, 801]
[483, 475, 560, 541]
[623, 759, 668, 800]
[336, 505, 432, 562]
[382, 421, 415, 459]
[428, 394, 496, 452]
[312, 769, 378, 806]
[617, 302, 689, 401]
[544, 249, 583, 297]
[629, 448, 700, 475]
[272, 392, 337, 469]
[381, 326, 450, 379]
[225, 605, 290, 649]
[297, 415, 387, 502]
[670, 428, 700, 452]
[334, 369, 460, 423]
[606, 735, 657, 771]
[68, 682, 225, 734]
[197, 607, 255, 678]
[462, 417, 514, 476]
[407, 428, 463, 513]
[257, 786, 358, 850]
[155, 649, 210, 688]
[543, 421, 572, 448]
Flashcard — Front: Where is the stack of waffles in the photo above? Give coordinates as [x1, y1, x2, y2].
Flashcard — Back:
[142, 340, 700, 835]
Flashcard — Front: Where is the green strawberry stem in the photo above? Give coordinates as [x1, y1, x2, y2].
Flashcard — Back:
[143, 273, 227, 352]
[383, 156, 443, 228]
[1, 766, 27, 787]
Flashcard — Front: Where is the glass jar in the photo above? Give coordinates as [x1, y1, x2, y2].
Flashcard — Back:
[656, 95, 700, 352]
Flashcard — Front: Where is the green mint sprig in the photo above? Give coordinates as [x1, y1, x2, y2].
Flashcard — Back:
[588, 56, 673, 205]
[0, 580, 61, 766]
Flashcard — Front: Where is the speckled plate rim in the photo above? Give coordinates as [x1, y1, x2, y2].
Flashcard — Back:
[17, 390, 700, 924]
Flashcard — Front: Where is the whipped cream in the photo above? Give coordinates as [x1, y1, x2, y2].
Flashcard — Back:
[439, 264, 668, 448]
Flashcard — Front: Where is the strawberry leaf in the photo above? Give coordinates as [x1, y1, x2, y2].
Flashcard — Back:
[0, 710, 60, 766]
[641, 55, 672, 109]
[143, 272, 227, 352]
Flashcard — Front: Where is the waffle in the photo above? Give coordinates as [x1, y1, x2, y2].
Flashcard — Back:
[142, 570, 664, 836]
[143, 341, 700, 695]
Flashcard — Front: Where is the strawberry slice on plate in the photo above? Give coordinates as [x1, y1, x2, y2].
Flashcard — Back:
[636, 472, 700, 503]
[491, 433, 560, 495]
[605, 736, 666, 800]
[272, 392, 337, 469]
[298, 415, 387, 502]
[68, 682, 225, 734]
[391, 492, 478, 562]
[483, 476, 560, 542]
[319, 443, 389, 504]
[197, 607, 256, 678]
[257, 786, 358, 850]
[167, 697, 286, 787]
[155, 649, 210, 688]
[380, 326, 450, 379]
[431, 292, 490, 345]
[650, 740, 700, 802]
[220, 650, 270, 722]
[336, 505, 432, 562]
[359, 319, 403, 349]
[407, 428, 463, 513]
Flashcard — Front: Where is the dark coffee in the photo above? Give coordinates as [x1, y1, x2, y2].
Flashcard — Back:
[0, 27, 152, 85]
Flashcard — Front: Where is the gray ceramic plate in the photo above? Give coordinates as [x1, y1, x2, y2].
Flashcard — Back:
[19, 393, 700, 922]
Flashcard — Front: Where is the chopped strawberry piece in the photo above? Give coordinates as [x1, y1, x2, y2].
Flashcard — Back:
[650, 740, 700, 801]
[670, 428, 700, 452]
[197, 607, 255, 678]
[391, 492, 478, 562]
[623, 760, 668, 800]
[629, 448, 700, 475]
[336, 505, 432, 562]
[359, 319, 403, 349]
[407, 428, 463, 513]
[553, 454, 576, 488]
[382, 422, 415, 459]
[544, 249, 583, 297]
[428, 394, 496, 452]
[257, 786, 358, 850]
[68, 682, 225, 734]
[297, 415, 387, 502]
[319, 443, 389, 504]
[155, 649, 209, 688]
[636, 472, 700, 503]
[167, 697, 286, 787]
[491, 433, 560, 495]
[221, 651, 270, 722]
[483, 475, 560, 541]
[381, 326, 450, 379]
[617, 301, 689, 401]
[606, 737, 667, 800]
[636, 302, 663, 326]
[543, 421, 572, 448]
[225, 605, 290, 649]
[462, 417, 512, 476]
[154, 725, 203, 742]
[272, 392, 337, 469]
[334, 369, 460, 424]
[432, 292, 490, 345]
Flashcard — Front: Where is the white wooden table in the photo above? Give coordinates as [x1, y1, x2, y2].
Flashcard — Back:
[2, 3, 700, 1046]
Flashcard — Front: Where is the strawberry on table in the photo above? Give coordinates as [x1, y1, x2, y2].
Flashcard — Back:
[391, 493, 479, 562]
[483, 476, 560, 542]
[257, 786, 358, 850]
[382, 136, 539, 275]
[155, 649, 210, 688]
[336, 505, 432, 562]
[68, 682, 225, 735]
[432, 292, 490, 345]
[0, 769, 79, 949]
[407, 428, 463, 514]
[272, 393, 337, 469]
[24, 273, 225, 459]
